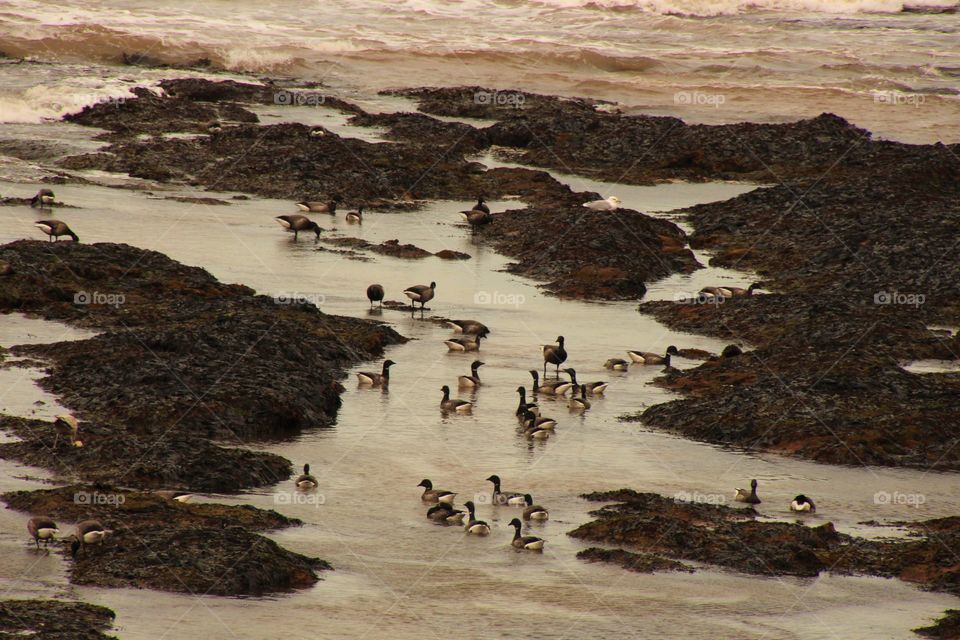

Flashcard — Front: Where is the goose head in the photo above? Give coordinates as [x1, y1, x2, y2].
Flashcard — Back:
[508, 518, 523, 529]
[382, 360, 396, 370]
[471, 360, 485, 372]
[555, 336, 565, 346]
[485, 474, 501, 488]
[417, 479, 433, 489]
[666, 345, 679, 356]
[464, 500, 477, 515]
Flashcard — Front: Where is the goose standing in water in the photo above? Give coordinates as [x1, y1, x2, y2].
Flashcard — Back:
[604, 358, 629, 371]
[30, 188, 55, 208]
[541, 336, 567, 376]
[522, 495, 549, 521]
[444, 334, 483, 352]
[275, 214, 322, 241]
[561, 368, 608, 395]
[462, 208, 493, 229]
[356, 360, 395, 387]
[404, 281, 436, 314]
[486, 475, 526, 506]
[458, 360, 485, 387]
[427, 502, 465, 525]
[790, 495, 816, 513]
[295, 464, 318, 489]
[27, 517, 58, 549]
[529, 370, 566, 395]
[296, 199, 338, 215]
[52, 414, 82, 448]
[463, 501, 490, 535]
[71, 520, 109, 557]
[34, 220, 78, 242]
[445, 320, 490, 337]
[734, 479, 762, 505]
[417, 479, 457, 504]
[508, 518, 545, 551]
[568, 385, 591, 411]
[440, 385, 472, 413]
[366, 284, 385, 308]
[582, 196, 621, 211]
[627, 345, 677, 365]
[345, 206, 363, 223]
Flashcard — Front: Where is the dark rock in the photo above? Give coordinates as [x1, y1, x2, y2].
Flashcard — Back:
[0, 600, 116, 639]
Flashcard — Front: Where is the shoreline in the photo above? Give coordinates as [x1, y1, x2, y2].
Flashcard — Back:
[1, 75, 958, 637]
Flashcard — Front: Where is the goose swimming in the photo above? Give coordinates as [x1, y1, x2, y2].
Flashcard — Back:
[734, 479, 762, 505]
[418, 479, 457, 504]
[356, 360, 395, 386]
[296, 199, 338, 214]
[522, 495, 549, 521]
[440, 385, 473, 413]
[30, 188, 55, 208]
[458, 360, 485, 387]
[295, 464, 319, 489]
[486, 475, 526, 506]
[463, 501, 490, 535]
[508, 518, 545, 551]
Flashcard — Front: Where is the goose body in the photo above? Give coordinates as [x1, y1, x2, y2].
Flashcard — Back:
[366, 284, 385, 308]
[568, 385, 591, 411]
[723, 283, 761, 297]
[462, 209, 493, 228]
[444, 335, 483, 352]
[790, 495, 816, 513]
[521, 411, 556, 431]
[583, 196, 621, 211]
[463, 501, 490, 535]
[35, 220, 78, 242]
[356, 360, 395, 386]
[561, 368, 608, 395]
[627, 345, 676, 365]
[509, 518, 545, 551]
[27, 517, 58, 549]
[427, 502, 465, 524]
[440, 385, 472, 413]
[418, 479, 457, 504]
[529, 370, 566, 395]
[541, 336, 567, 376]
[699, 286, 730, 299]
[296, 200, 338, 214]
[458, 360, 485, 387]
[404, 281, 436, 312]
[31, 189, 55, 208]
[71, 520, 108, 557]
[295, 464, 319, 489]
[522, 495, 549, 521]
[735, 479, 762, 505]
[486, 475, 526, 506]
[472, 197, 490, 214]
[604, 358, 629, 371]
[446, 320, 490, 337]
[53, 414, 82, 448]
[275, 214, 322, 240]
[523, 425, 551, 440]
[345, 206, 363, 223]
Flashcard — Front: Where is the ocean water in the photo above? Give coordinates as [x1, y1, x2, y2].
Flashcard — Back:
[0, 0, 958, 141]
